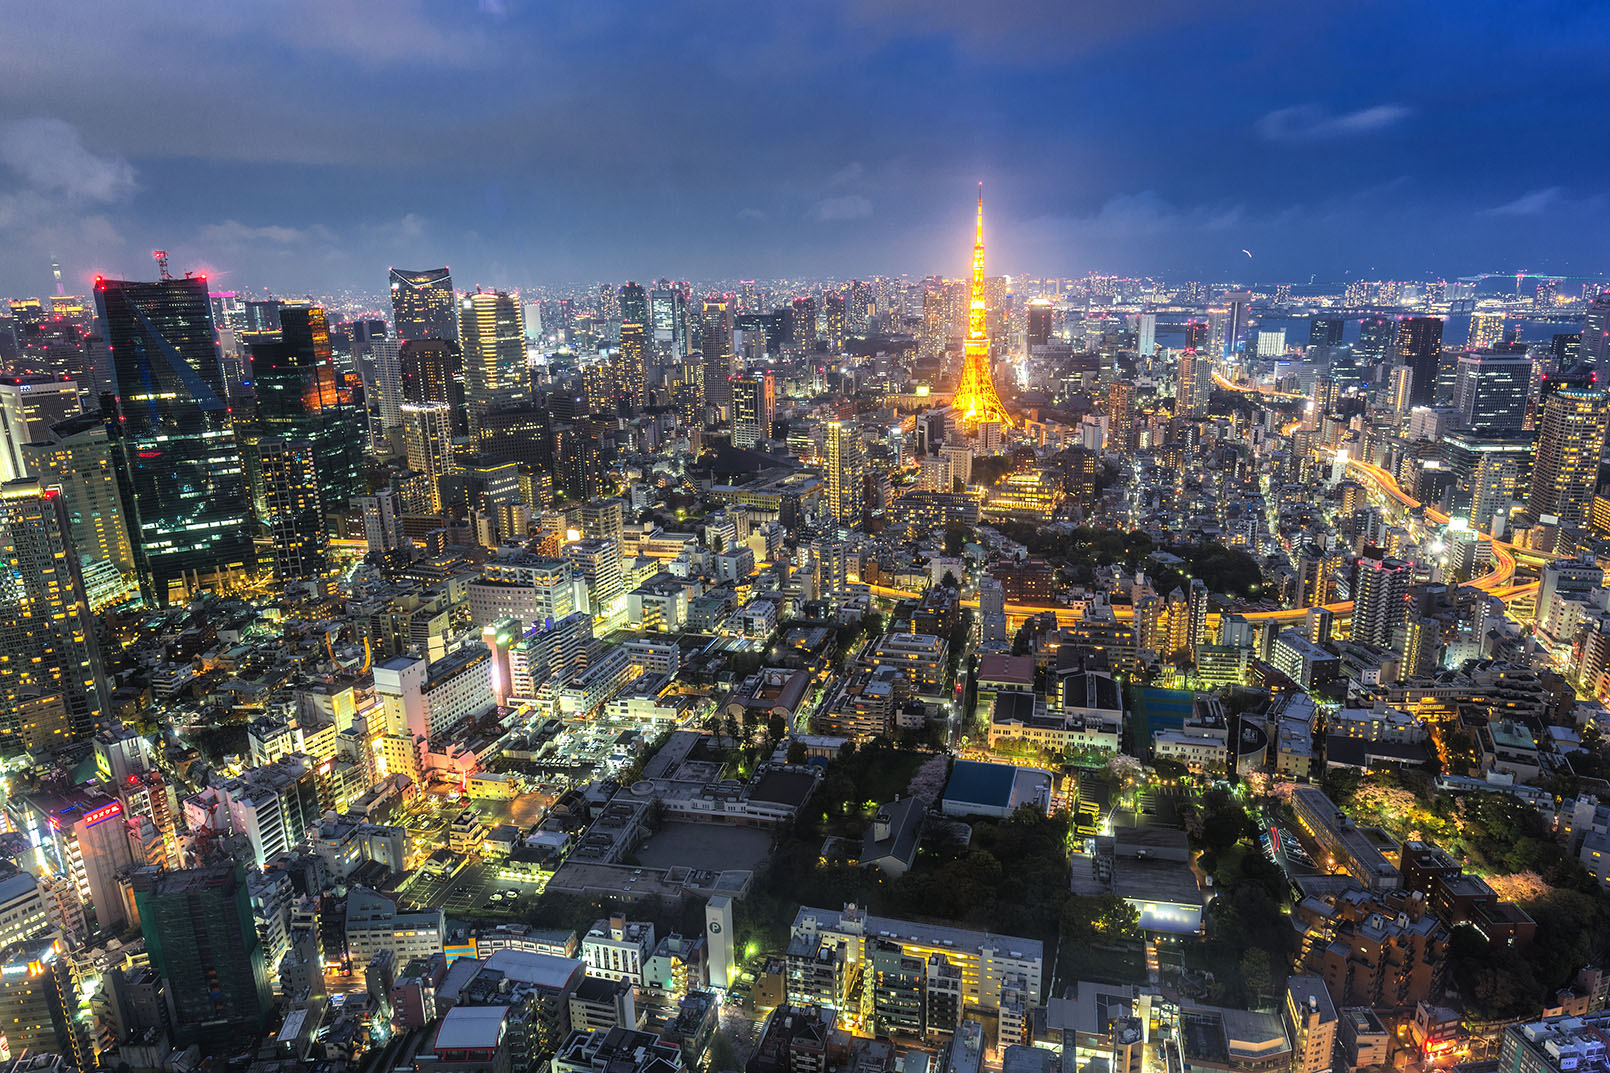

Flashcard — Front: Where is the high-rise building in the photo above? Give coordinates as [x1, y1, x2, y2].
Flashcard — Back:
[1136, 311, 1157, 358]
[790, 296, 817, 356]
[619, 282, 649, 333]
[22, 414, 138, 601]
[133, 860, 274, 1046]
[826, 421, 864, 530]
[732, 371, 775, 448]
[1528, 387, 1610, 528]
[649, 287, 689, 366]
[1352, 554, 1413, 649]
[700, 300, 734, 415]
[1106, 381, 1136, 452]
[1394, 317, 1444, 407]
[0, 481, 109, 741]
[389, 267, 458, 343]
[1582, 292, 1610, 370]
[824, 292, 846, 353]
[617, 322, 648, 412]
[1027, 300, 1053, 350]
[951, 188, 1012, 428]
[1309, 317, 1344, 348]
[459, 290, 528, 435]
[402, 402, 455, 513]
[95, 276, 254, 604]
[1467, 312, 1505, 350]
[0, 933, 88, 1069]
[1356, 316, 1396, 364]
[248, 305, 365, 535]
[1453, 352, 1532, 432]
[371, 336, 405, 440]
[257, 437, 327, 581]
[1176, 350, 1210, 417]
[0, 374, 81, 483]
[400, 338, 467, 435]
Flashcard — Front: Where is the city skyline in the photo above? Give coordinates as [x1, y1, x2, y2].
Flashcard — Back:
[3, 2, 1610, 296]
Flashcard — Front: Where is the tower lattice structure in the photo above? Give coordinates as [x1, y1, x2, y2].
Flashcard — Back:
[951, 186, 1012, 428]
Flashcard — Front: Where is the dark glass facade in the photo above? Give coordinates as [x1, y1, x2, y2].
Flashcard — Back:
[389, 266, 458, 342]
[95, 277, 255, 604]
[248, 306, 366, 536]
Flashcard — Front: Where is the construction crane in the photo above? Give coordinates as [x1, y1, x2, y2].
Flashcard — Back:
[152, 250, 171, 281]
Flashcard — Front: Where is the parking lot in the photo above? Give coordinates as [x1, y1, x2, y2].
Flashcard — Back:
[401, 859, 549, 919]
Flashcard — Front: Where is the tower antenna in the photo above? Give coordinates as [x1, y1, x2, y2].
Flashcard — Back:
[153, 250, 171, 281]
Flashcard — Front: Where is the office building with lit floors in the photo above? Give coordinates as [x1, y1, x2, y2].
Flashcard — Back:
[256, 437, 328, 580]
[0, 932, 91, 1069]
[1528, 387, 1610, 531]
[22, 413, 140, 605]
[1283, 977, 1338, 1073]
[96, 275, 256, 603]
[247, 304, 366, 535]
[825, 421, 865, 529]
[732, 370, 776, 448]
[133, 860, 273, 1046]
[787, 905, 1041, 1046]
[460, 290, 529, 435]
[1394, 317, 1444, 407]
[390, 266, 459, 343]
[0, 480, 110, 743]
[9, 786, 133, 934]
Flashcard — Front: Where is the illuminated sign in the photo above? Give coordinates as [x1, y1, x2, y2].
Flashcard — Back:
[82, 803, 123, 828]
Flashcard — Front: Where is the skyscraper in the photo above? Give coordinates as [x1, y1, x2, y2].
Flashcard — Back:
[791, 295, 817, 355]
[248, 305, 365, 535]
[1528, 387, 1610, 529]
[731, 370, 775, 448]
[401, 402, 455, 513]
[951, 188, 1012, 428]
[133, 860, 273, 1046]
[257, 437, 327, 580]
[824, 292, 846, 353]
[617, 321, 648, 412]
[95, 276, 254, 604]
[22, 413, 138, 601]
[1027, 300, 1053, 350]
[1467, 312, 1505, 350]
[400, 337, 467, 434]
[1356, 316, 1395, 364]
[1453, 352, 1532, 432]
[649, 286, 689, 366]
[826, 421, 864, 530]
[1136, 311, 1157, 358]
[0, 374, 82, 483]
[1352, 553, 1412, 648]
[1309, 316, 1344, 348]
[1583, 292, 1610, 369]
[1394, 317, 1444, 407]
[1106, 380, 1136, 452]
[389, 267, 458, 342]
[619, 282, 649, 332]
[701, 300, 734, 415]
[0, 480, 109, 741]
[459, 290, 528, 435]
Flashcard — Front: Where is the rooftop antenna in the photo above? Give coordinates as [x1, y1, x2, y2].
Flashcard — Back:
[153, 250, 171, 281]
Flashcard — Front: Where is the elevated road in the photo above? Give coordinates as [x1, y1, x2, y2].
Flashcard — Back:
[1211, 370, 1309, 403]
[867, 455, 1547, 631]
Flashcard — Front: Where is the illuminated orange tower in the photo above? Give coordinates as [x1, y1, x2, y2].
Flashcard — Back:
[952, 185, 1012, 428]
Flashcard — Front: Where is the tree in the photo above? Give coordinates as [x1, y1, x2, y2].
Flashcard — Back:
[787, 740, 808, 764]
[944, 522, 971, 557]
[1239, 948, 1273, 1004]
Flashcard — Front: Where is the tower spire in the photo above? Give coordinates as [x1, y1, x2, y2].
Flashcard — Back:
[951, 186, 1012, 429]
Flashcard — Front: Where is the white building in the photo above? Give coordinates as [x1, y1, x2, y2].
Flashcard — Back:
[345, 886, 445, 967]
[581, 916, 656, 986]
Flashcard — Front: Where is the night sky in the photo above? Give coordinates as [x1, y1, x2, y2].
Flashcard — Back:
[3, 1, 1608, 297]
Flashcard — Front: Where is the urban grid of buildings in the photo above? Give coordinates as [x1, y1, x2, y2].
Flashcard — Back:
[4, 189, 1610, 1073]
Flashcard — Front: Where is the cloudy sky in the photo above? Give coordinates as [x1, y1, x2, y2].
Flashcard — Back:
[2, 0, 1608, 298]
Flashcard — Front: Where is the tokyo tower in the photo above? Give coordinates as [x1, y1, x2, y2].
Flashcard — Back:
[951, 185, 1013, 428]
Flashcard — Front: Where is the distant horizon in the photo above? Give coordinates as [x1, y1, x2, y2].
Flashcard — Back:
[4, 4, 1610, 296]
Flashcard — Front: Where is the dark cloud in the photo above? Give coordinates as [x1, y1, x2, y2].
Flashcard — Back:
[1, 1, 1608, 295]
